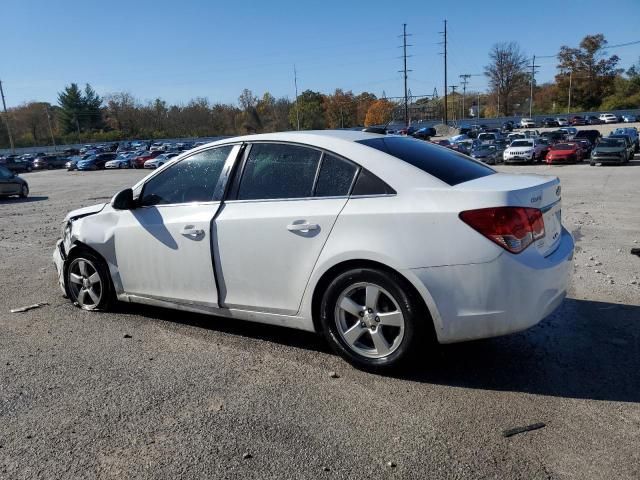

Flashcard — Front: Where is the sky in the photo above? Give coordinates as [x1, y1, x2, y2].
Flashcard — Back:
[1, 0, 639, 108]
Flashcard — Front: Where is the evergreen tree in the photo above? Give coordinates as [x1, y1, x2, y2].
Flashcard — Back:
[57, 83, 84, 134]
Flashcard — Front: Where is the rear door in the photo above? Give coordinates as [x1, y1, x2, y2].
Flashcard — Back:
[213, 143, 358, 315]
[0, 167, 20, 195]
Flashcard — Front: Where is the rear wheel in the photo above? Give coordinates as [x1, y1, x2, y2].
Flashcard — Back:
[320, 268, 428, 372]
[65, 251, 113, 311]
[20, 184, 28, 198]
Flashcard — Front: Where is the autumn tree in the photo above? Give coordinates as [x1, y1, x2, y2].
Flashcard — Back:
[289, 90, 325, 130]
[484, 42, 529, 116]
[355, 92, 377, 126]
[364, 99, 395, 126]
[556, 34, 622, 110]
[323, 89, 356, 128]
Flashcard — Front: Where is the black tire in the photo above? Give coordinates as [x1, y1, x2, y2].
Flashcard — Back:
[64, 249, 114, 311]
[19, 184, 28, 198]
[590, 162, 595, 166]
[319, 267, 430, 372]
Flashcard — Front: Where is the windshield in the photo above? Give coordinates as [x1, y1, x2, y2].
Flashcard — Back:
[357, 137, 494, 186]
[599, 139, 624, 147]
[474, 145, 494, 152]
[510, 140, 533, 147]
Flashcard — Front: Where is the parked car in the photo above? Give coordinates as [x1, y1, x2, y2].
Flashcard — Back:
[503, 138, 546, 163]
[144, 152, 179, 169]
[477, 132, 501, 144]
[542, 118, 559, 127]
[575, 139, 593, 156]
[52, 131, 573, 372]
[0, 156, 32, 173]
[33, 155, 67, 170]
[149, 142, 165, 152]
[556, 118, 569, 127]
[607, 134, 635, 160]
[77, 153, 117, 171]
[470, 144, 500, 165]
[545, 142, 584, 164]
[520, 118, 536, 128]
[0, 165, 29, 198]
[622, 114, 637, 123]
[132, 150, 163, 168]
[540, 130, 566, 144]
[611, 128, 639, 152]
[502, 121, 515, 131]
[585, 115, 603, 125]
[598, 113, 618, 124]
[570, 116, 586, 126]
[558, 127, 578, 138]
[412, 127, 436, 140]
[66, 154, 90, 171]
[62, 148, 80, 156]
[105, 153, 135, 169]
[574, 129, 601, 146]
[590, 138, 629, 165]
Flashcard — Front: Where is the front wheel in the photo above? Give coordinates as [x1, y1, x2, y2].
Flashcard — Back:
[65, 251, 113, 311]
[319, 268, 428, 372]
[20, 184, 28, 198]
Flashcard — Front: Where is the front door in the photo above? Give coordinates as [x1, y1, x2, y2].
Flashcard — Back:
[214, 143, 359, 315]
[114, 145, 237, 306]
[0, 167, 21, 195]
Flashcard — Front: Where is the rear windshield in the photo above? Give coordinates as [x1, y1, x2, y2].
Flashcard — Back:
[511, 140, 533, 147]
[357, 137, 494, 186]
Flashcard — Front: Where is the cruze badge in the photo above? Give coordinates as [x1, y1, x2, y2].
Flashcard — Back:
[530, 195, 541, 203]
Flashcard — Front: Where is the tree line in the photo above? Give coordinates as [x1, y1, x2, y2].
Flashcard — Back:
[1, 33, 638, 149]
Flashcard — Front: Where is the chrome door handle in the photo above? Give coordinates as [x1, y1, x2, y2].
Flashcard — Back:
[180, 226, 205, 237]
[287, 222, 319, 232]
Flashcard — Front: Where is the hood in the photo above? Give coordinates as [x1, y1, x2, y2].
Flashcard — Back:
[64, 203, 107, 222]
[594, 146, 625, 153]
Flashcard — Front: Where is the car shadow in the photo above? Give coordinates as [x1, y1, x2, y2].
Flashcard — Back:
[401, 298, 640, 403]
[0, 195, 49, 203]
[114, 297, 640, 402]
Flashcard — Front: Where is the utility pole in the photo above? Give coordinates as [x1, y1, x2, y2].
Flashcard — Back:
[398, 23, 412, 127]
[567, 70, 572, 114]
[459, 74, 471, 119]
[529, 55, 540, 118]
[449, 85, 458, 121]
[293, 65, 300, 131]
[439, 20, 448, 125]
[45, 106, 57, 151]
[0, 80, 15, 153]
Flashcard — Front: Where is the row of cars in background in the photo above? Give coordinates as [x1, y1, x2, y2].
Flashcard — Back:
[504, 113, 637, 130]
[0, 139, 208, 174]
[436, 126, 639, 166]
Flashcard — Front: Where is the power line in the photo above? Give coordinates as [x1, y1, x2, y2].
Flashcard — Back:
[529, 55, 540, 117]
[459, 74, 471, 119]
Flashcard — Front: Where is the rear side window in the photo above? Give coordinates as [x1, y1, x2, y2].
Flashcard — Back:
[314, 154, 358, 197]
[238, 143, 321, 200]
[140, 146, 232, 206]
[357, 137, 494, 186]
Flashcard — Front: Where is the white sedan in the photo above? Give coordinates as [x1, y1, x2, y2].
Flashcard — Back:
[52, 131, 573, 371]
[105, 153, 134, 169]
[144, 153, 178, 169]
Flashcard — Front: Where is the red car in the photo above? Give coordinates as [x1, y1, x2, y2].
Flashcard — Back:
[132, 150, 162, 168]
[570, 116, 586, 126]
[546, 142, 584, 164]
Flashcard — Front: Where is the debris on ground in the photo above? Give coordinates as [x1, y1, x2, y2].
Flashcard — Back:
[386, 461, 397, 468]
[329, 371, 340, 379]
[502, 422, 546, 438]
[123, 334, 132, 339]
[631, 248, 640, 257]
[242, 452, 252, 460]
[10, 302, 49, 313]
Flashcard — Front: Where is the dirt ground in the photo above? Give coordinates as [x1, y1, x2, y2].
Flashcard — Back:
[1, 157, 639, 479]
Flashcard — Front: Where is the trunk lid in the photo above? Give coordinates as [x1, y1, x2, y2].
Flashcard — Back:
[455, 173, 563, 256]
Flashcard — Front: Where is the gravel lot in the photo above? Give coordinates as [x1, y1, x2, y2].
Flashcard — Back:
[1, 157, 639, 479]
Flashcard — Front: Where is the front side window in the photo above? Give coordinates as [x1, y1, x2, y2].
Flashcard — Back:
[140, 146, 232, 206]
[0, 165, 12, 179]
[238, 143, 321, 200]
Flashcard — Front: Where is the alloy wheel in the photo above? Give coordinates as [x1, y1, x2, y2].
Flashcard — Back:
[67, 258, 103, 309]
[334, 282, 405, 359]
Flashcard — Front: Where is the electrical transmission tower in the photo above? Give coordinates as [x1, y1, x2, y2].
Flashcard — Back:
[529, 55, 540, 117]
[459, 74, 471, 119]
[398, 24, 413, 127]
[438, 20, 448, 125]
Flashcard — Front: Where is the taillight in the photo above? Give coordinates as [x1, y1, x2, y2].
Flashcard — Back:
[459, 207, 545, 254]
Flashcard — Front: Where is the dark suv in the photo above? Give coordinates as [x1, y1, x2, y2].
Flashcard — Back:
[32, 155, 68, 169]
[0, 156, 32, 173]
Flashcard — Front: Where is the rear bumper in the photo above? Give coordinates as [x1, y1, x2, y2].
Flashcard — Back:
[411, 228, 574, 343]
